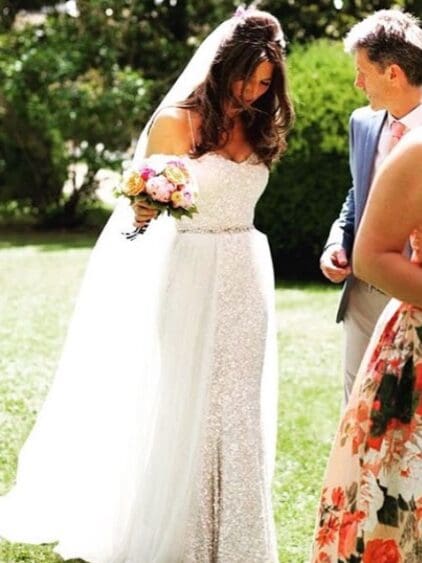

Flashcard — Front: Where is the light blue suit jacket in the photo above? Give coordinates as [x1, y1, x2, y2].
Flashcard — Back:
[325, 106, 387, 322]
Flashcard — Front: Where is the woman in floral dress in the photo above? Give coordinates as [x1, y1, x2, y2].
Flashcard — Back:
[311, 127, 422, 563]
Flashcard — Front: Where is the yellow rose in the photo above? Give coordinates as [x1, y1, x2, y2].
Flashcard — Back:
[122, 171, 145, 196]
[164, 165, 187, 185]
[171, 190, 183, 207]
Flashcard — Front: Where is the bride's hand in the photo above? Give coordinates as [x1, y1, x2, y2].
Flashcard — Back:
[132, 201, 158, 227]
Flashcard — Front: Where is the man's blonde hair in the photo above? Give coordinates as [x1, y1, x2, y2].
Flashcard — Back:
[344, 9, 422, 86]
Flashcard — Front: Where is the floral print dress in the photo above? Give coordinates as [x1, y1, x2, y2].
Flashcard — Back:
[311, 228, 422, 563]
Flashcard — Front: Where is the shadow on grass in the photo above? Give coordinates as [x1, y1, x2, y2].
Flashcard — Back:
[0, 229, 100, 251]
[0, 205, 113, 252]
[0, 231, 344, 295]
[276, 278, 337, 291]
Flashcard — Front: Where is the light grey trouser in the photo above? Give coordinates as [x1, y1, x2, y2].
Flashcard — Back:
[342, 279, 390, 407]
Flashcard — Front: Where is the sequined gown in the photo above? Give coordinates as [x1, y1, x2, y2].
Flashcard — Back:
[310, 227, 422, 563]
[0, 152, 279, 562]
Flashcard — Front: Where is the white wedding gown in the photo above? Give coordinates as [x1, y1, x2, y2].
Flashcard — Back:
[0, 152, 279, 562]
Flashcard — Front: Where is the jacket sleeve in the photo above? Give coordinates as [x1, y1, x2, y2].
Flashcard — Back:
[323, 114, 356, 258]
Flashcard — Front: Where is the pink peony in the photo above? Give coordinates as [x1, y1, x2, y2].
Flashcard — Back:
[139, 166, 157, 181]
[145, 175, 174, 203]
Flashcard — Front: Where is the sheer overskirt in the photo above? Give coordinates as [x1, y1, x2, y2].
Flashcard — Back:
[0, 197, 278, 562]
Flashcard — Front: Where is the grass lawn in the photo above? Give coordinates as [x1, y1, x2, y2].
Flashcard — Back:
[0, 232, 343, 563]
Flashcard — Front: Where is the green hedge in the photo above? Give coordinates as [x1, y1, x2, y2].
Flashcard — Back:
[256, 39, 366, 279]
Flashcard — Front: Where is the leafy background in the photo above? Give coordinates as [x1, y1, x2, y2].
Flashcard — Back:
[0, 0, 419, 276]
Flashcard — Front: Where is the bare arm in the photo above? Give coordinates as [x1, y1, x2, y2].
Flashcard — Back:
[353, 130, 422, 307]
[133, 108, 192, 226]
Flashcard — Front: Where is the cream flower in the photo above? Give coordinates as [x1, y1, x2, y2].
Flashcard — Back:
[122, 171, 145, 196]
[164, 164, 188, 186]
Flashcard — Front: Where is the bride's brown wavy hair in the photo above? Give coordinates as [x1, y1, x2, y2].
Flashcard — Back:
[179, 10, 294, 167]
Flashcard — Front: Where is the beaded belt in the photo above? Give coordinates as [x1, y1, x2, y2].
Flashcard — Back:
[177, 225, 254, 234]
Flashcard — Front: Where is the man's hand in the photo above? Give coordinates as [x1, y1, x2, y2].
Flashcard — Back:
[132, 200, 158, 228]
[320, 245, 352, 283]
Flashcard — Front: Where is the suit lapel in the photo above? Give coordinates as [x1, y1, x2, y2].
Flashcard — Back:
[361, 110, 386, 191]
[355, 110, 386, 228]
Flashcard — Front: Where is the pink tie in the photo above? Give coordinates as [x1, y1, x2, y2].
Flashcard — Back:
[386, 120, 406, 153]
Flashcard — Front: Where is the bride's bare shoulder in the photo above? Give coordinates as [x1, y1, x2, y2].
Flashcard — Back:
[146, 107, 192, 155]
[153, 106, 190, 126]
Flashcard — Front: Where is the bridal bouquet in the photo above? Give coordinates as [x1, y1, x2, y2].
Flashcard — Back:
[116, 155, 198, 239]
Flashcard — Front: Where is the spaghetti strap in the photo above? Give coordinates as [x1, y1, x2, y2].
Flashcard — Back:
[187, 110, 197, 150]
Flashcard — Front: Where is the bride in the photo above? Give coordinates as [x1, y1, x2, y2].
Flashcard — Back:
[0, 8, 294, 562]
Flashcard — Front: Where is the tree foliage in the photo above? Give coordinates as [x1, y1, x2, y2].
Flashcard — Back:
[2, 0, 419, 42]
[0, 0, 421, 270]
[0, 0, 57, 31]
[0, 4, 153, 224]
[265, 0, 419, 42]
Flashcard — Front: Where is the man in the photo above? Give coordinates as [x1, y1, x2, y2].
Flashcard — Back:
[320, 9, 422, 405]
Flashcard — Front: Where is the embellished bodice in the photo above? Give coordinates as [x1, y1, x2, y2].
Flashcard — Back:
[177, 152, 269, 233]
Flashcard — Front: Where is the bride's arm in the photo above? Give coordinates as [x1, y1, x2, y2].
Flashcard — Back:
[133, 108, 192, 226]
[353, 130, 422, 307]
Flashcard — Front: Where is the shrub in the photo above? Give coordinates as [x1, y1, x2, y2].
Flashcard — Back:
[0, 12, 152, 225]
[256, 39, 365, 279]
